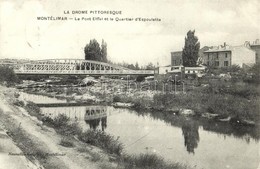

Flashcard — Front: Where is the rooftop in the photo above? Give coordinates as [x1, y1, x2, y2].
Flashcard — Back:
[204, 44, 232, 53]
[250, 39, 260, 46]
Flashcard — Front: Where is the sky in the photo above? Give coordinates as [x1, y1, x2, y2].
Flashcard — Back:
[0, 0, 259, 66]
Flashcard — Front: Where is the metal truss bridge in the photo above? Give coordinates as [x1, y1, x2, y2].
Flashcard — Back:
[2, 59, 154, 75]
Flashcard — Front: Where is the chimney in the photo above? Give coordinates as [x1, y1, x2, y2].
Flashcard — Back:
[224, 42, 226, 47]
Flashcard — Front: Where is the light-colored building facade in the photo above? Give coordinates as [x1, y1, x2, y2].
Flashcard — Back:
[247, 39, 260, 63]
[202, 43, 256, 68]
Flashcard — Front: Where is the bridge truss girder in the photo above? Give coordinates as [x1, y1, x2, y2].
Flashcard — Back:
[12, 59, 154, 75]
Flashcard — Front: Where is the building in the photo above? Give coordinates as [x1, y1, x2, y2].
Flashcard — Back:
[154, 65, 183, 75]
[171, 51, 182, 66]
[154, 66, 184, 81]
[247, 39, 260, 63]
[202, 43, 256, 68]
[185, 66, 206, 75]
[171, 47, 210, 66]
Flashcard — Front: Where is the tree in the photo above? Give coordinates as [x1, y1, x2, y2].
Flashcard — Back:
[101, 39, 108, 62]
[182, 30, 200, 67]
[145, 62, 155, 70]
[134, 62, 140, 70]
[0, 66, 19, 86]
[84, 39, 108, 62]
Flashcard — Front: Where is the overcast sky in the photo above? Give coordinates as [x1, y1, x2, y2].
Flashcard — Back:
[0, 0, 259, 66]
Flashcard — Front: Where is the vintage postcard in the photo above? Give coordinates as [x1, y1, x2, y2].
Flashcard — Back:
[0, 0, 259, 169]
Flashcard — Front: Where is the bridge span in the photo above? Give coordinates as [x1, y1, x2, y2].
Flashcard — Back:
[2, 59, 154, 75]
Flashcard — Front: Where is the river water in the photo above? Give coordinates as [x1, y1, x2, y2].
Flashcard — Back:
[19, 92, 260, 169]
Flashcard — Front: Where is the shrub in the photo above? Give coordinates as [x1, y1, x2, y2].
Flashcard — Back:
[0, 65, 19, 85]
[25, 101, 41, 115]
[123, 153, 187, 169]
[59, 138, 74, 147]
[78, 130, 123, 155]
[113, 95, 122, 102]
[52, 114, 70, 128]
[13, 100, 25, 107]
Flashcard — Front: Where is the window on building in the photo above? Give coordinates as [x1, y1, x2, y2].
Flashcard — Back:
[224, 61, 229, 67]
[225, 53, 228, 58]
[208, 53, 210, 60]
[216, 53, 219, 59]
[215, 61, 219, 67]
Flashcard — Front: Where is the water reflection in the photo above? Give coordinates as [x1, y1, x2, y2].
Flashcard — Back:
[182, 120, 200, 154]
[85, 117, 107, 131]
[84, 106, 108, 131]
[39, 105, 259, 169]
[139, 110, 260, 141]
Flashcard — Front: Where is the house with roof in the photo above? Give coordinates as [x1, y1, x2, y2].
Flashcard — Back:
[245, 39, 260, 63]
[171, 46, 210, 67]
[202, 43, 256, 68]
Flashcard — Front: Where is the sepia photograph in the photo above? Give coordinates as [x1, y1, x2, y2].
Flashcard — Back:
[0, 0, 259, 169]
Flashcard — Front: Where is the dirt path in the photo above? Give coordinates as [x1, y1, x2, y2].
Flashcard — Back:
[0, 86, 113, 169]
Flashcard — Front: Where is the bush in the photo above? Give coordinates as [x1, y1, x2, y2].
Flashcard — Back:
[25, 101, 41, 115]
[13, 100, 25, 107]
[136, 75, 145, 82]
[78, 130, 123, 155]
[123, 153, 187, 169]
[59, 138, 74, 147]
[113, 95, 122, 102]
[0, 65, 19, 86]
[52, 114, 70, 128]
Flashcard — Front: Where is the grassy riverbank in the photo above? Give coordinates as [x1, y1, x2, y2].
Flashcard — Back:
[21, 100, 189, 169]
[21, 78, 260, 125]
[112, 81, 260, 124]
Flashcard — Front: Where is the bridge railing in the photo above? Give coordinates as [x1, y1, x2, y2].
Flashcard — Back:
[14, 68, 154, 75]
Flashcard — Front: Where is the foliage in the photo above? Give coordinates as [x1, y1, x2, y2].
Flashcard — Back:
[122, 153, 187, 169]
[101, 39, 108, 62]
[84, 39, 107, 62]
[59, 75, 81, 85]
[182, 30, 200, 67]
[136, 75, 146, 82]
[207, 64, 242, 75]
[145, 62, 156, 70]
[247, 63, 260, 83]
[25, 101, 41, 115]
[78, 130, 123, 155]
[59, 137, 74, 147]
[13, 100, 25, 107]
[113, 95, 121, 102]
[0, 65, 19, 85]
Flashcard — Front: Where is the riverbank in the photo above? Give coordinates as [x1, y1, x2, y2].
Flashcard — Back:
[20, 79, 260, 126]
[0, 85, 109, 169]
[0, 85, 190, 169]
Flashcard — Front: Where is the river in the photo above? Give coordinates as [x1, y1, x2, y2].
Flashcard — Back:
[19, 92, 260, 169]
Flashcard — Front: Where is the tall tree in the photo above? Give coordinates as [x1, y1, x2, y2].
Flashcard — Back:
[146, 62, 155, 70]
[135, 62, 140, 70]
[84, 39, 108, 62]
[101, 39, 108, 62]
[182, 30, 200, 67]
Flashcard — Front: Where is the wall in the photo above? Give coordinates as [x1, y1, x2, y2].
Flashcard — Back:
[232, 46, 256, 67]
[250, 45, 260, 63]
[171, 51, 182, 66]
[203, 51, 232, 68]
